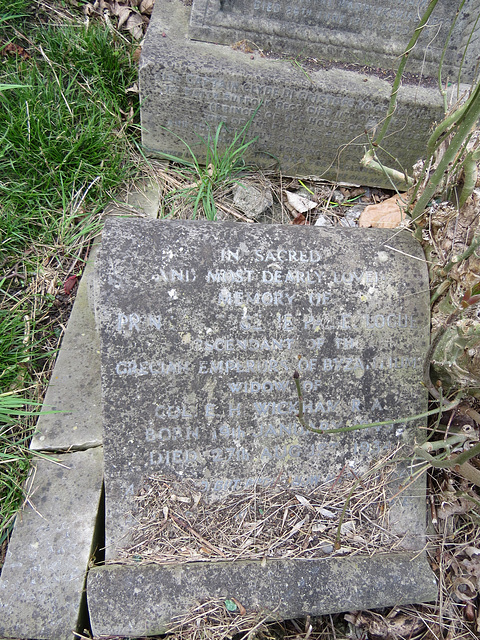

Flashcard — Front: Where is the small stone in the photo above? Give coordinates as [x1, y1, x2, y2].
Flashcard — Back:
[232, 181, 273, 218]
[314, 214, 334, 227]
[319, 543, 335, 554]
[345, 204, 366, 221]
[332, 189, 345, 204]
[339, 216, 356, 227]
[296, 187, 315, 200]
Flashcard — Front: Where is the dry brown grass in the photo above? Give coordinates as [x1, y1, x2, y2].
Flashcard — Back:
[115, 451, 405, 565]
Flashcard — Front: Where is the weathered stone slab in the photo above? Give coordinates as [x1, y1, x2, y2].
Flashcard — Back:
[189, 0, 479, 81]
[140, 0, 447, 187]
[106, 179, 162, 219]
[30, 243, 102, 451]
[88, 553, 437, 637]
[0, 448, 103, 640]
[96, 218, 430, 559]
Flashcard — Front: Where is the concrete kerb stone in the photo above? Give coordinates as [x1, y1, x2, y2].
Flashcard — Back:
[88, 553, 438, 637]
[29, 184, 162, 453]
[0, 240, 105, 639]
[139, 0, 446, 187]
[0, 448, 104, 640]
[30, 241, 102, 451]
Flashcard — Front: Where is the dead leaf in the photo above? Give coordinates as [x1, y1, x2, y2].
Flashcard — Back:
[359, 192, 408, 228]
[437, 496, 475, 519]
[295, 494, 313, 508]
[289, 518, 306, 535]
[1, 43, 30, 60]
[232, 40, 255, 54]
[316, 507, 335, 519]
[340, 520, 355, 536]
[125, 12, 144, 39]
[465, 601, 476, 622]
[346, 610, 426, 640]
[452, 575, 477, 601]
[199, 546, 213, 555]
[291, 212, 307, 225]
[64, 275, 78, 295]
[108, 0, 120, 15]
[462, 557, 480, 587]
[139, 0, 154, 15]
[132, 47, 142, 62]
[97, 0, 110, 12]
[285, 191, 317, 213]
[116, 6, 132, 29]
[231, 597, 247, 615]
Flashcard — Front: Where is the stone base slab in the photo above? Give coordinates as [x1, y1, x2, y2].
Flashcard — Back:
[188, 0, 479, 81]
[88, 554, 437, 637]
[140, 0, 446, 188]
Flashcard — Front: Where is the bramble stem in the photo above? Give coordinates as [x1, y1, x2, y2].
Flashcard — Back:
[373, 0, 440, 148]
[410, 81, 480, 220]
[292, 371, 460, 435]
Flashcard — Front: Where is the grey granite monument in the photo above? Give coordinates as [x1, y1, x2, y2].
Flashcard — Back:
[87, 219, 437, 636]
[139, 0, 479, 186]
[189, 0, 477, 77]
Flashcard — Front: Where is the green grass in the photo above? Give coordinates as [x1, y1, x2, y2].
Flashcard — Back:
[159, 111, 259, 220]
[0, 393, 41, 543]
[0, 21, 138, 262]
[0, 0, 140, 543]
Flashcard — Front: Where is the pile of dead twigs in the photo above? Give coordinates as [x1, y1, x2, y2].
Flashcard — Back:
[115, 451, 409, 565]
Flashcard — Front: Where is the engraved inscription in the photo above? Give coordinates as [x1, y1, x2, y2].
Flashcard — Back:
[189, 0, 455, 76]
[99, 220, 429, 555]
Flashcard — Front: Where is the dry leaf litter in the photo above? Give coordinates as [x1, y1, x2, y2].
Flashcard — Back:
[83, 0, 152, 39]
[115, 450, 411, 565]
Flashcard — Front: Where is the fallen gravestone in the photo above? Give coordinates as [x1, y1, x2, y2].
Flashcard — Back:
[87, 219, 437, 636]
[139, 0, 478, 186]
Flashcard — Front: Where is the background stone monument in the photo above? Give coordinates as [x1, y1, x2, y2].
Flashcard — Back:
[189, 0, 478, 76]
[87, 218, 437, 636]
[139, 0, 479, 186]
